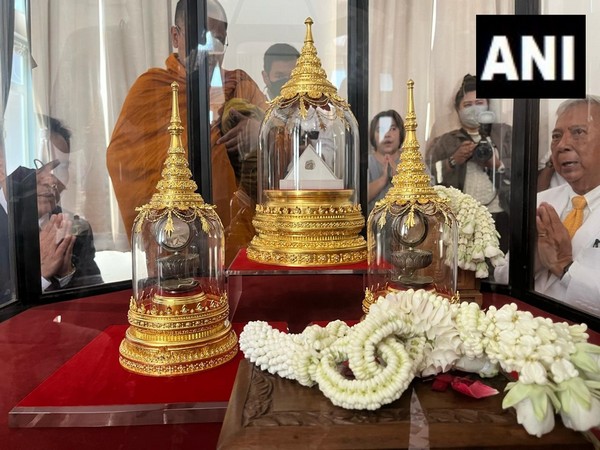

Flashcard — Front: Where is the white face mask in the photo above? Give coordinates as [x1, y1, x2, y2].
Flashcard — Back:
[459, 104, 489, 129]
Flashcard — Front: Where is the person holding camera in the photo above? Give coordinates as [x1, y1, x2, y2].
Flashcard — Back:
[426, 74, 512, 253]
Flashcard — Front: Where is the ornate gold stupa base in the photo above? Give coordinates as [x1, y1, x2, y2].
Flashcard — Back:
[247, 189, 367, 266]
[119, 292, 238, 376]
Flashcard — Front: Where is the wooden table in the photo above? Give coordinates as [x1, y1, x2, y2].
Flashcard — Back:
[218, 359, 595, 450]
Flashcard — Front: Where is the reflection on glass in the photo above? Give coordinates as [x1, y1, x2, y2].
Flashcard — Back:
[367, 110, 406, 214]
[532, 97, 600, 319]
[35, 118, 103, 291]
[369, 1, 514, 284]
[528, 1, 600, 318]
[425, 74, 512, 255]
[218, 1, 347, 263]
[2, 0, 349, 300]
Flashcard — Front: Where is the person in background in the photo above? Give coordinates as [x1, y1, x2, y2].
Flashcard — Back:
[426, 74, 512, 253]
[106, 0, 267, 264]
[36, 117, 102, 291]
[495, 96, 600, 317]
[38, 115, 71, 188]
[367, 110, 405, 214]
[262, 43, 300, 100]
[537, 148, 567, 192]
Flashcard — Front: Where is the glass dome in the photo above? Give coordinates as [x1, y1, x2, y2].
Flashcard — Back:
[365, 81, 458, 308]
[257, 82, 359, 202]
[247, 18, 366, 267]
[120, 82, 237, 376]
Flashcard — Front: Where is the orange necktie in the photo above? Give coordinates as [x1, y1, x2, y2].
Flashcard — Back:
[563, 195, 587, 238]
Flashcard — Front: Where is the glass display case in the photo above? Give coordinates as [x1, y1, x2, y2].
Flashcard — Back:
[247, 17, 367, 267]
[121, 82, 237, 377]
[367, 81, 458, 300]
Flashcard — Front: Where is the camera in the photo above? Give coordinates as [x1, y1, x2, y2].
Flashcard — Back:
[471, 109, 496, 162]
[472, 139, 494, 162]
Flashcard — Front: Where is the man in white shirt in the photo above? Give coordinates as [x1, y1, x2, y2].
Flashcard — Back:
[496, 96, 600, 316]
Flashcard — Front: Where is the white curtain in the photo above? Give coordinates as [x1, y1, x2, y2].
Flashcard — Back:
[539, 0, 600, 165]
[369, 0, 514, 150]
[30, 0, 173, 252]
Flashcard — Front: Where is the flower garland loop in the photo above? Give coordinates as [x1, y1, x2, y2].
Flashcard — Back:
[240, 289, 600, 437]
[433, 185, 505, 278]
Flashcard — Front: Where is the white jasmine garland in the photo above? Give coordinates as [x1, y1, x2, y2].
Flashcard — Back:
[502, 381, 560, 437]
[434, 185, 505, 277]
[240, 289, 600, 437]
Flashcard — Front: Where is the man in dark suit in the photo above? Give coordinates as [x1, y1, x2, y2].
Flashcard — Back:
[36, 118, 103, 291]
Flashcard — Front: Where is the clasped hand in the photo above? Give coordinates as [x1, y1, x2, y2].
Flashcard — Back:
[40, 213, 76, 279]
[379, 155, 398, 181]
[535, 202, 573, 277]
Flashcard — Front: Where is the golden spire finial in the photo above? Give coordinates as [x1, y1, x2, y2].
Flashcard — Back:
[168, 81, 185, 152]
[134, 82, 213, 232]
[304, 17, 314, 43]
[267, 17, 349, 119]
[384, 80, 442, 205]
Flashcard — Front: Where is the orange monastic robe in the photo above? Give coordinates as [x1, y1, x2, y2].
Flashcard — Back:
[106, 54, 267, 263]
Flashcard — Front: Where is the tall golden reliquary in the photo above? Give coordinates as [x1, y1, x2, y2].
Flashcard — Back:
[363, 81, 459, 314]
[247, 18, 367, 267]
[119, 82, 238, 376]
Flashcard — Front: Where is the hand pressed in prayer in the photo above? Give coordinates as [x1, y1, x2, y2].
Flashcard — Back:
[40, 213, 75, 279]
[535, 202, 573, 277]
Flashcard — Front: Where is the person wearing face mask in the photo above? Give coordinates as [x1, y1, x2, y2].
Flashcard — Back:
[426, 74, 512, 253]
[106, 0, 267, 264]
[367, 110, 406, 214]
[262, 43, 300, 101]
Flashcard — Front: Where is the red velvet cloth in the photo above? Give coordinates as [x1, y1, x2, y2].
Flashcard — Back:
[16, 323, 286, 408]
[2, 290, 598, 449]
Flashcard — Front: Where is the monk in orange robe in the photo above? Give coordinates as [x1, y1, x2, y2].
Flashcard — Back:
[106, 0, 267, 265]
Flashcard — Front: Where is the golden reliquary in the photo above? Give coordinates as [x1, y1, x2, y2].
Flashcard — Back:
[247, 18, 367, 267]
[363, 80, 459, 314]
[119, 82, 238, 377]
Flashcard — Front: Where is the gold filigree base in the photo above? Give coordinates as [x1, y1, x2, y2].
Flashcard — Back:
[248, 190, 367, 267]
[119, 328, 238, 377]
[119, 292, 238, 376]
